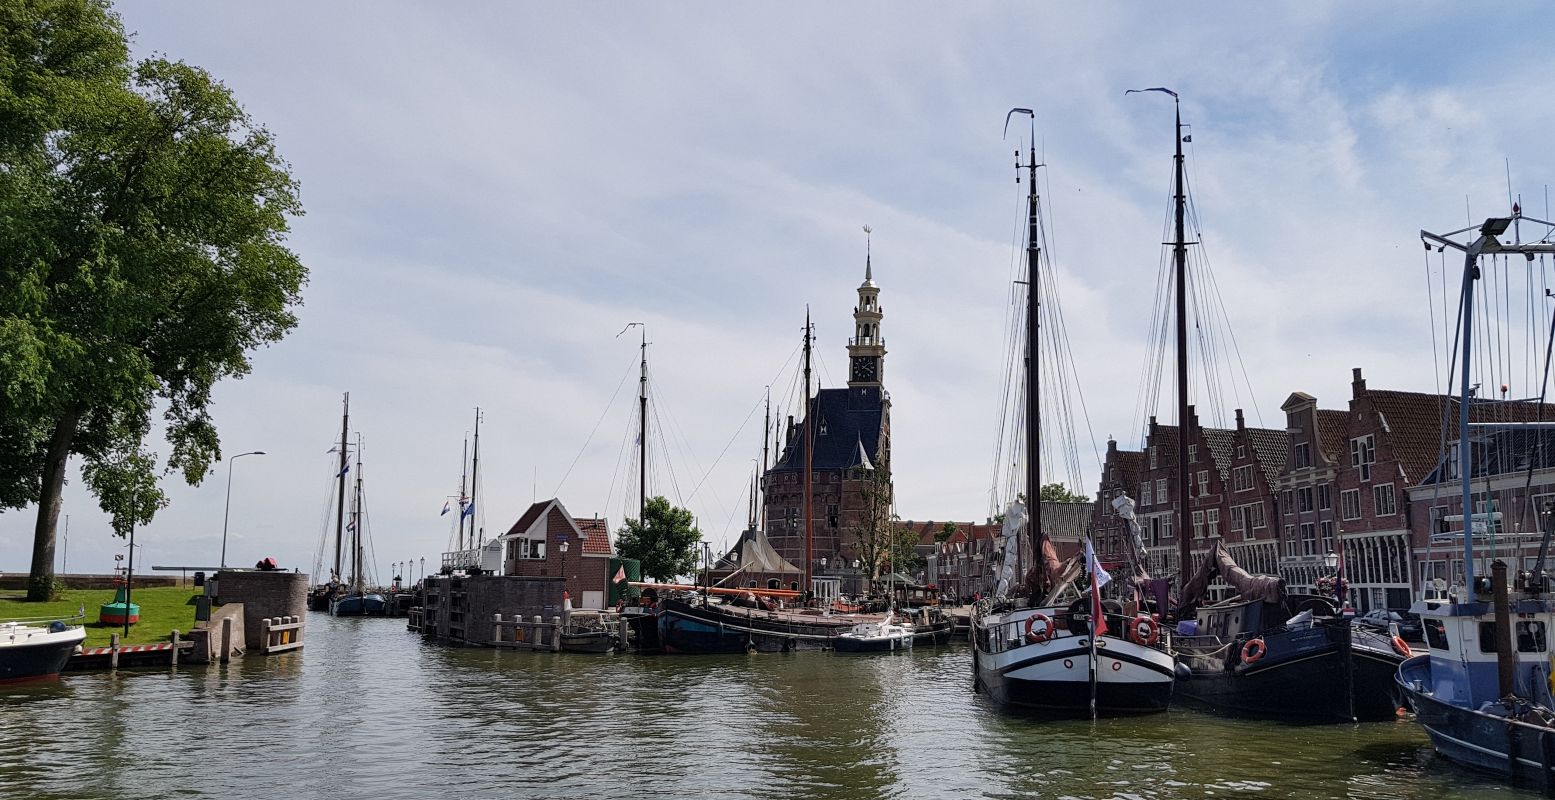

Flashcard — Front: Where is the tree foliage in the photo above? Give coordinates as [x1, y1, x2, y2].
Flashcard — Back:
[1, 1, 306, 599]
[615, 496, 702, 582]
[934, 521, 957, 543]
[1038, 483, 1088, 504]
[851, 466, 894, 579]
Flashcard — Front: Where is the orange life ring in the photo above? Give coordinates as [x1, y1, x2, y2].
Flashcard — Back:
[1391, 635, 1411, 658]
[1024, 613, 1055, 644]
[1241, 637, 1267, 664]
[1128, 615, 1159, 646]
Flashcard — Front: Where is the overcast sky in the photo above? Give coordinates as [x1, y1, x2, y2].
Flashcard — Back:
[5, 2, 1554, 580]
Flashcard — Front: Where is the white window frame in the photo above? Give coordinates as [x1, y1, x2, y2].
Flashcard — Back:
[1193, 510, 1205, 538]
[1351, 434, 1376, 482]
[1374, 483, 1397, 516]
[1340, 489, 1362, 521]
[1233, 465, 1254, 493]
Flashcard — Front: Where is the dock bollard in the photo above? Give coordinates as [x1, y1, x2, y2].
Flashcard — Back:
[533, 616, 543, 652]
[220, 617, 232, 664]
[171, 630, 180, 667]
[619, 616, 630, 651]
[493, 613, 502, 645]
[552, 616, 562, 652]
[110, 633, 119, 670]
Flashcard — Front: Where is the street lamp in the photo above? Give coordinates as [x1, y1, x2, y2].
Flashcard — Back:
[1322, 551, 1338, 570]
[220, 451, 266, 569]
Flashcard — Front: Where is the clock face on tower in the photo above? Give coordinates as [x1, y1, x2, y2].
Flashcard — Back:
[851, 356, 877, 383]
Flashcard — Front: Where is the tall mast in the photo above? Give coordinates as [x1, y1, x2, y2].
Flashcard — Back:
[639, 326, 648, 521]
[470, 407, 482, 548]
[352, 434, 363, 591]
[333, 392, 350, 582]
[457, 435, 469, 551]
[1172, 99, 1192, 604]
[1022, 126, 1043, 602]
[802, 308, 814, 600]
[761, 387, 770, 531]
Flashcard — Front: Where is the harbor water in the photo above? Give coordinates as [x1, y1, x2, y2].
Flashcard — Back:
[0, 615, 1540, 799]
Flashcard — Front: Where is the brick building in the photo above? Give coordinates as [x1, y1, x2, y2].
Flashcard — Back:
[494, 498, 614, 609]
[763, 256, 892, 576]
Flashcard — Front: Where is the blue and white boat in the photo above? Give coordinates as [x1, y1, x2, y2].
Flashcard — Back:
[1396, 211, 1555, 785]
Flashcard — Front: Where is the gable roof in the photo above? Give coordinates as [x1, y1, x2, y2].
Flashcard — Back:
[771, 386, 886, 472]
[1243, 426, 1290, 487]
[1315, 409, 1350, 462]
[574, 517, 612, 556]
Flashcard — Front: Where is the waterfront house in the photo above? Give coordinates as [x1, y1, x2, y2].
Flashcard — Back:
[494, 498, 613, 609]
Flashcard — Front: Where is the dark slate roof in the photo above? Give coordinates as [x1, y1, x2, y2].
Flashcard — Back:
[1244, 427, 1290, 487]
[1203, 428, 1237, 481]
[504, 500, 551, 537]
[771, 387, 886, 472]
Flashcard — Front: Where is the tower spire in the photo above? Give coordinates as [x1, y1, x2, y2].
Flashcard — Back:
[848, 227, 886, 388]
[863, 224, 873, 284]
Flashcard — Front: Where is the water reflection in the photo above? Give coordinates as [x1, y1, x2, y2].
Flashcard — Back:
[0, 616, 1544, 800]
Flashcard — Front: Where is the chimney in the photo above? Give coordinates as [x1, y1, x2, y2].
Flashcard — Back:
[1107, 437, 1118, 453]
[1234, 408, 1245, 429]
[1187, 404, 1198, 436]
[1352, 367, 1366, 399]
[786, 415, 795, 444]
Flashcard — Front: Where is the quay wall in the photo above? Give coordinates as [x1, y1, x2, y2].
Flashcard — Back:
[215, 570, 308, 649]
[185, 603, 247, 663]
[424, 575, 566, 646]
[0, 574, 183, 590]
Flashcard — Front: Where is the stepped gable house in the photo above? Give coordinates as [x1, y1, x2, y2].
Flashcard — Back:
[763, 255, 892, 576]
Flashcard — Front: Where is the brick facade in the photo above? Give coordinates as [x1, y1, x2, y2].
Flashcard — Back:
[497, 499, 612, 609]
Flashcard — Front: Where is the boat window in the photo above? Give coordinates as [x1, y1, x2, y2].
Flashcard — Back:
[1424, 618, 1450, 651]
[1518, 621, 1547, 653]
[1479, 622, 1498, 653]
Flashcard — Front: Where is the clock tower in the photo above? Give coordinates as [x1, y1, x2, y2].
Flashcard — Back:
[847, 229, 886, 389]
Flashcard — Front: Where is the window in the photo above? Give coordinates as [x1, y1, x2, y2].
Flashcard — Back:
[1233, 465, 1254, 493]
[1282, 490, 1293, 515]
[1141, 481, 1152, 507]
[1298, 487, 1314, 513]
[1156, 478, 1167, 504]
[1197, 470, 1209, 497]
[1295, 442, 1312, 469]
[1236, 444, 1246, 459]
[1351, 435, 1376, 482]
[1250, 502, 1267, 529]
[512, 538, 545, 560]
[1318, 484, 1332, 510]
[827, 504, 839, 528]
[1284, 524, 1297, 557]
[1518, 621, 1547, 653]
[1163, 517, 1174, 541]
[1150, 446, 1158, 469]
[1193, 510, 1205, 538]
[1189, 444, 1198, 463]
[1425, 619, 1449, 651]
[1341, 489, 1362, 520]
[1230, 505, 1246, 533]
[1374, 483, 1397, 516]
[1207, 509, 1220, 538]
[1300, 523, 1316, 556]
[1319, 520, 1334, 554]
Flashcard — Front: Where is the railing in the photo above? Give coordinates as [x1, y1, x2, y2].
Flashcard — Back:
[847, 336, 885, 347]
[491, 614, 563, 651]
[259, 615, 304, 654]
[979, 609, 1172, 655]
[441, 549, 481, 570]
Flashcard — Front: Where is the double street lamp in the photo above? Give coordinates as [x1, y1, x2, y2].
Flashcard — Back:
[220, 451, 266, 569]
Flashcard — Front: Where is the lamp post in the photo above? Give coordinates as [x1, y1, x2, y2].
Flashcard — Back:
[220, 451, 266, 569]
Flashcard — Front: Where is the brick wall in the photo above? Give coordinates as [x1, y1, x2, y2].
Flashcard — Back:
[214, 570, 308, 649]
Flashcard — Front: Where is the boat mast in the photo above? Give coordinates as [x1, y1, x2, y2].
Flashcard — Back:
[1172, 98, 1192, 607]
[471, 407, 482, 549]
[803, 308, 814, 601]
[1016, 114, 1043, 603]
[354, 435, 364, 591]
[761, 387, 770, 531]
[457, 435, 469, 551]
[639, 326, 648, 521]
[333, 392, 350, 583]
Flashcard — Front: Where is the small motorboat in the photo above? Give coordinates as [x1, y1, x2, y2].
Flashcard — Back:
[833, 612, 913, 653]
[1, 619, 87, 685]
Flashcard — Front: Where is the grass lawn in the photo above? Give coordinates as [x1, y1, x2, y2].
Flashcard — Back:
[0, 585, 201, 646]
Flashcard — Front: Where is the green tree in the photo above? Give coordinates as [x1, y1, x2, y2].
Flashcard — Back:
[934, 521, 958, 543]
[851, 466, 894, 579]
[1038, 483, 1088, 504]
[615, 495, 702, 581]
[888, 518, 924, 574]
[2, 1, 306, 599]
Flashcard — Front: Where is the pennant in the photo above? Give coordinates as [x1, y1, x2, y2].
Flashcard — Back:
[346, 519, 356, 532]
[338, 463, 350, 478]
[1125, 86, 1178, 99]
[613, 565, 627, 583]
[461, 501, 475, 518]
[440, 500, 451, 517]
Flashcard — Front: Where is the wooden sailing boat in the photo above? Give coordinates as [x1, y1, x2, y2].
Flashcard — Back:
[308, 392, 353, 611]
[332, 433, 388, 616]
[970, 107, 1177, 716]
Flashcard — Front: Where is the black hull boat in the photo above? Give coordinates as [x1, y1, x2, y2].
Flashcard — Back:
[1351, 627, 1412, 720]
[656, 598, 865, 654]
[0, 621, 86, 686]
[972, 604, 1176, 717]
[1176, 623, 1354, 721]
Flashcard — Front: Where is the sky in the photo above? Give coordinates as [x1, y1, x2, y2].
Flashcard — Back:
[5, 2, 1555, 581]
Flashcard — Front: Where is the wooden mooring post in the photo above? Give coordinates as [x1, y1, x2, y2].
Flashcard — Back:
[170, 630, 180, 667]
[490, 613, 562, 651]
[109, 633, 119, 670]
[259, 615, 304, 655]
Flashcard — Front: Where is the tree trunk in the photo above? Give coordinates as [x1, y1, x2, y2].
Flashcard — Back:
[27, 408, 81, 601]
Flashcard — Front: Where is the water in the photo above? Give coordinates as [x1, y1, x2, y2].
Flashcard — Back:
[0, 615, 1540, 799]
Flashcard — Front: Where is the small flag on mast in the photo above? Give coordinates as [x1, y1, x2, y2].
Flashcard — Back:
[440, 500, 451, 517]
[1085, 539, 1112, 636]
[613, 565, 627, 583]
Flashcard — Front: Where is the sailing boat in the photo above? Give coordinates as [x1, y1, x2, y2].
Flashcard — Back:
[331, 436, 388, 616]
[309, 392, 353, 611]
[1397, 210, 1555, 782]
[970, 108, 1177, 716]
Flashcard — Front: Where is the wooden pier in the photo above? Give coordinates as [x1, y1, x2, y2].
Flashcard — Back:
[66, 632, 196, 671]
[491, 614, 564, 651]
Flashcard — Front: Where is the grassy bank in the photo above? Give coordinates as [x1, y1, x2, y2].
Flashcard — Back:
[0, 586, 201, 646]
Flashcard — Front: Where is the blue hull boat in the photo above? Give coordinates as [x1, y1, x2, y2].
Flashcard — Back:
[330, 593, 388, 616]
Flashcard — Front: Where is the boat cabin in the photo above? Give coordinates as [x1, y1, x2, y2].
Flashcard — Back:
[1410, 596, 1555, 708]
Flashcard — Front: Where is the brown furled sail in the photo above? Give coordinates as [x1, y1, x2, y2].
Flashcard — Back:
[1179, 540, 1284, 610]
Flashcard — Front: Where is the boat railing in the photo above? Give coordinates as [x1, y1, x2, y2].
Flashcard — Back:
[980, 610, 1173, 654]
[1, 613, 86, 627]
